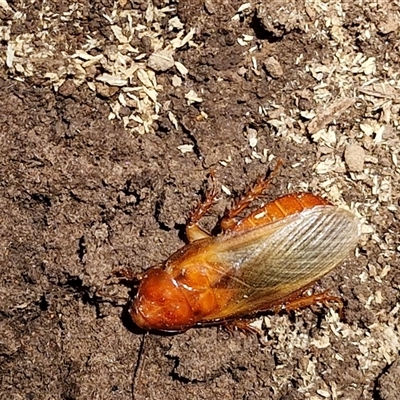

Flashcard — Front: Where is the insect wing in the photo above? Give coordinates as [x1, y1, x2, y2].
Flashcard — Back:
[209, 206, 361, 319]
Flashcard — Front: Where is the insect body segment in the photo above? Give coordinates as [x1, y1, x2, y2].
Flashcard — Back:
[130, 174, 361, 332]
[227, 192, 331, 232]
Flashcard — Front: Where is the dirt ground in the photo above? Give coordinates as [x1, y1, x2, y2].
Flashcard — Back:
[1, 0, 400, 399]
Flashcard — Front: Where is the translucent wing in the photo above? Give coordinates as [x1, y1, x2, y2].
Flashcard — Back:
[207, 206, 361, 320]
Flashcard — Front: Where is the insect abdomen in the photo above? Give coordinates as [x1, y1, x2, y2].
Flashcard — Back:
[230, 193, 330, 232]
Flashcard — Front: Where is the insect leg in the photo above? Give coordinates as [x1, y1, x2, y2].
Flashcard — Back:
[220, 158, 283, 231]
[186, 171, 218, 242]
[221, 319, 263, 336]
[113, 268, 144, 282]
[281, 291, 344, 317]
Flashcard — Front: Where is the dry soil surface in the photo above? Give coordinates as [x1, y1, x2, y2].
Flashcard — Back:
[1, 1, 400, 399]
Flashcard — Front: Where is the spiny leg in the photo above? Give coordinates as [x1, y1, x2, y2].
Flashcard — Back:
[186, 171, 219, 242]
[220, 291, 344, 336]
[220, 158, 283, 231]
[220, 319, 263, 336]
[112, 268, 144, 282]
[278, 291, 344, 319]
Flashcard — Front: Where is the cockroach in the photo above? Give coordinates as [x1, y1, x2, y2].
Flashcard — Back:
[128, 165, 361, 333]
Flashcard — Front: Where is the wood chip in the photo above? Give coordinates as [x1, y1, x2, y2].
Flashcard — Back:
[185, 89, 202, 104]
[147, 48, 175, 72]
[308, 98, 355, 134]
[177, 144, 193, 154]
[96, 73, 128, 87]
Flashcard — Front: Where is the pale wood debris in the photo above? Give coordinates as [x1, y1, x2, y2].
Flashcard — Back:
[307, 98, 355, 134]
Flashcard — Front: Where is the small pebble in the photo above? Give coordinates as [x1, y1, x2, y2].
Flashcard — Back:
[264, 57, 283, 78]
[344, 144, 365, 172]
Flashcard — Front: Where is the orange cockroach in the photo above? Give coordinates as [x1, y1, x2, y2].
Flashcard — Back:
[128, 164, 361, 332]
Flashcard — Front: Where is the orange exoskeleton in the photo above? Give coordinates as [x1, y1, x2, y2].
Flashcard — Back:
[129, 164, 361, 332]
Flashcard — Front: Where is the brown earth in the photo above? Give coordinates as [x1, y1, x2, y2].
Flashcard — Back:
[1, 1, 399, 399]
